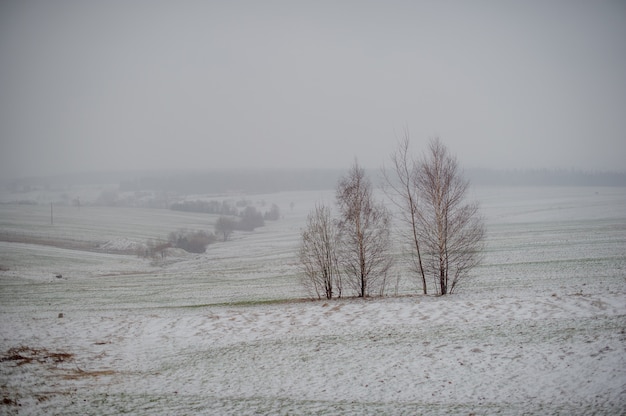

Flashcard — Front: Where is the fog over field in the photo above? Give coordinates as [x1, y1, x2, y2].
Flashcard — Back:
[1, 1, 626, 179]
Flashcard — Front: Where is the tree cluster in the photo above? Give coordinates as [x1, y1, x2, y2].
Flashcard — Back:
[300, 137, 485, 299]
[384, 136, 485, 295]
[237, 206, 265, 231]
[299, 162, 392, 299]
[214, 203, 282, 241]
[171, 200, 281, 239]
[139, 228, 217, 258]
[168, 229, 216, 254]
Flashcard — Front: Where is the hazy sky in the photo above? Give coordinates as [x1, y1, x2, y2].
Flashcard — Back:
[1, 1, 625, 179]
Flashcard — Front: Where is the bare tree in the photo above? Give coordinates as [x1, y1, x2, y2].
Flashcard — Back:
[415, 137, 485, 294]
[383, 132, 428, 294]
[264, 203, 281, 221]
[141, 239, 171, 260]
[336, 160, 393, 297]
[215, 216, 236, 241]
[299, 203, 342, 299]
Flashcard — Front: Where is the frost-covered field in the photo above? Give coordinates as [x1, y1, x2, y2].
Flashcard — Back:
[1, 186, 625, 415]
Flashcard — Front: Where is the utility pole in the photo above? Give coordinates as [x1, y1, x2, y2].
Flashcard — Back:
[50, 202, 53, 225]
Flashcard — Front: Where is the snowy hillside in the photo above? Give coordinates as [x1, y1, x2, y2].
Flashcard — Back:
[1, 186, 625, 414]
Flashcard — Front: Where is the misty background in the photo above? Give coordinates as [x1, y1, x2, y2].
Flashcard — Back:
[1, 1, 625, 181]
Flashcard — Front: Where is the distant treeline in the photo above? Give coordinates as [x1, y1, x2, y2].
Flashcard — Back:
[121, 169, 345, 194]
[169, 199, 238, 216]
[109, 168, 626, 191]
[4, 168, 626, 195]
[170, 199, 281, 223]
[466, 168, 626, 187]
[2, 169, 345, 194]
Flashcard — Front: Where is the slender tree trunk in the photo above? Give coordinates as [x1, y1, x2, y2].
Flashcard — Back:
[384, 134, 427, 294]
[357, 218, 366, 297]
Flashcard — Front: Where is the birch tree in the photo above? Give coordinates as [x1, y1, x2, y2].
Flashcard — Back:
[336, 161, 392, 297]
[383, 133, 428, 294]
[299, 203, 342, 299]
[415, 137, 485, 294]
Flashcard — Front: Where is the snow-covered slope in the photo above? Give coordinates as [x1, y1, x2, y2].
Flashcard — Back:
[1, 186, 625, 414]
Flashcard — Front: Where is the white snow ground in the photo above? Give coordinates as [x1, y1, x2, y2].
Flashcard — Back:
[1, 186, 625, 415]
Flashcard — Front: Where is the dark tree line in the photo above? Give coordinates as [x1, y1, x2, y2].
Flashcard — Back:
[214, 203, 281, 241]
[170, 200, 238, 216]
[171, 200, 280, 237]
[141, 203, 281, 258]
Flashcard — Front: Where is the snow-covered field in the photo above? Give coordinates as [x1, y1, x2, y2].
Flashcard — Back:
[1, 186, 625, 415]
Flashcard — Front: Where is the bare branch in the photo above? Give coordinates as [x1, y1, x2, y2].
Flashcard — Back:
[383, 131, 427, 294]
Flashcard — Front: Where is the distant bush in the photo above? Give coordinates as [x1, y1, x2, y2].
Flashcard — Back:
[264, 203, 280, 221]
[140, 239, 171, 259]
[236, 199, 252, 208]
[215, 216, 237, 241]
[237, 206, 264, 231]
[168, 229, 216, 253]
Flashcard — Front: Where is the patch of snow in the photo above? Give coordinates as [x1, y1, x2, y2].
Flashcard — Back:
[99, 237, 143, 252]
[1, 293, 624, 415]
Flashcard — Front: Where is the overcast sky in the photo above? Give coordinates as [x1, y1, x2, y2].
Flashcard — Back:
[1, 1, 625, 179]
